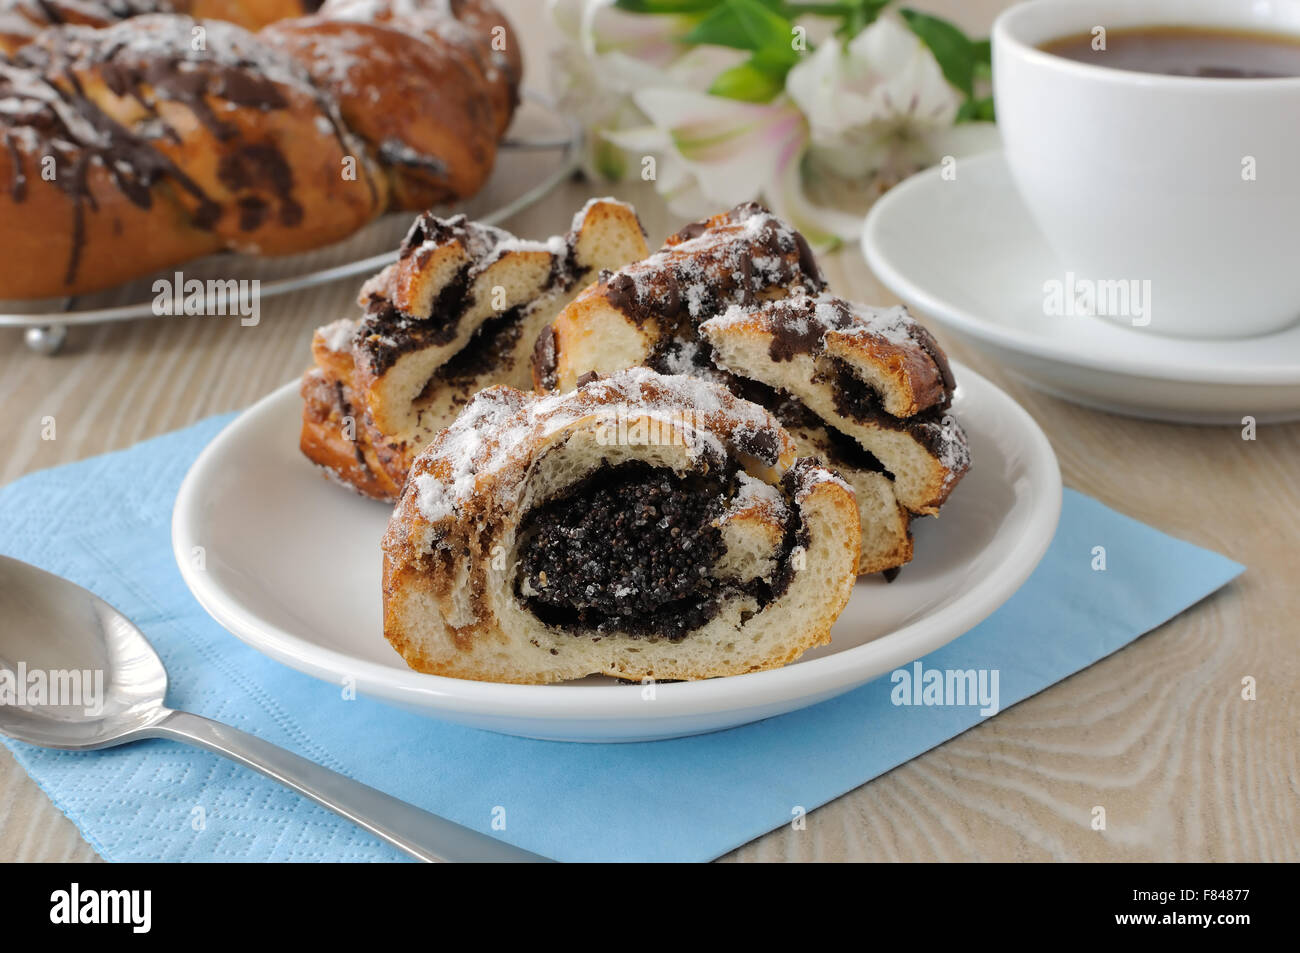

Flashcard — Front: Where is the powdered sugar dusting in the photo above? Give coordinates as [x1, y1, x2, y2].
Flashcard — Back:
[830, 302, 921, 349]
[410, 368, 793, 525]
[732, 470, 783, 511]
[704, 293, 922, 354]
[568, 195, 636, 235]
[318, 316, 360, 352]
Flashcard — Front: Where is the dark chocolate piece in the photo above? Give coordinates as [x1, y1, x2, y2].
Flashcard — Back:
[532, 324, 559, 391]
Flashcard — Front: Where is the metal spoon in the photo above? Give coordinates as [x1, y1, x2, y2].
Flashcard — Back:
[0, 555, 549, 863]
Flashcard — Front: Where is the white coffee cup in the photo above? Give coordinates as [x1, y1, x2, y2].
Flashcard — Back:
[993, 0, 1300, 338]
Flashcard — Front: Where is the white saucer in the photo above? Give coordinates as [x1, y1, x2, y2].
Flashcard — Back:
[172, 367, 1060, 743]
[862, 151, 1300, 424]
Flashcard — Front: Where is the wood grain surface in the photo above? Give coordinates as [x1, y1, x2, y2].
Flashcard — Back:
[1, 0, 1296, 863]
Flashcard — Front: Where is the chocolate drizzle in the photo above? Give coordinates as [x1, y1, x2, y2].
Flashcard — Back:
[1, 14, 361, 287]
[739, 293, 957, 412]
[603, 203, 825, 335]
[765, 297, 853, 362]
[377, 138, 449, 177]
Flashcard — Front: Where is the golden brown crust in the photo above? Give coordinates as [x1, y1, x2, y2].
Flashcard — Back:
[261, 17, 498, 208]
[536, 205, 964, 573]
[317, 0, 521, 138]
[299, 367, 403, 501]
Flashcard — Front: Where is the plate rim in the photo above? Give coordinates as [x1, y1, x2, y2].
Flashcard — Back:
[172, 366, 1061, 725]
[861, 150, 1300, 387]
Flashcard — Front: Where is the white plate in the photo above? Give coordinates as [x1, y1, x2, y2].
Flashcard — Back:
[862, 151, 1300, 424]
[172, 368, 1061, 742]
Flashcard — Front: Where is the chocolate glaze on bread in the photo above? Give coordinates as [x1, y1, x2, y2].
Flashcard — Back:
[0, 0, 520, 298]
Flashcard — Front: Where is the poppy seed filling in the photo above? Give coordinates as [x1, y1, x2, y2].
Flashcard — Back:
[515, 462, 732, 639]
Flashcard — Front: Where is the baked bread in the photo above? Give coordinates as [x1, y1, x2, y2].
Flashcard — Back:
[532, 202, 826, 393]
[701, 293, 970, 516]
[381, 367, 861, 683]
[0, 0, 519, 298]
[0, 1, 311, 52]
[300, 198, 650, 500]
[731, 378, 914, 575]
[533, 204, 928, 574]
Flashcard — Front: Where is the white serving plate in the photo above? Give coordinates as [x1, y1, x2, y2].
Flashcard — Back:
[862, 151, 1300, 424]
[172, 366, 1061, 742]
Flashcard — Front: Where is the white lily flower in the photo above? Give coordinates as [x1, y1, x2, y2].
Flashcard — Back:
[606, 88, 810, 217]
[786, 13, 988, 183]
[548, 0, 738, 180]
[550, 3, 997, 244]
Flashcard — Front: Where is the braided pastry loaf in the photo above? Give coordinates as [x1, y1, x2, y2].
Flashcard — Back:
[300, 197, 650, 500]
[0, 0, 519, 298]
[0, 1, 312, 50]
[534, 203, 970, 576]
[382, 367, 861, 683]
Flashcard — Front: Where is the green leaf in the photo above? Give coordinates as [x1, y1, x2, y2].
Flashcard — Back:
[899, 8, 976, 96]
[595, 137, 629, 182]
[708, 58, 786, 101]
[685, 0, 798, 65]
[955, 95, 996, 123]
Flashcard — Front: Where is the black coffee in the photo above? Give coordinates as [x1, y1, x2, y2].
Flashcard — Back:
[1040, 25, 1300, 78]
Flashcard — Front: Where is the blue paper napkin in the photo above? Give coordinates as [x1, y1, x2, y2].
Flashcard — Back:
[0, 415, 1243, 862]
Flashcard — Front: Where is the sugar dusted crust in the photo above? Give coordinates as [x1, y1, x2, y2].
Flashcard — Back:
[538, 202, 826, 394]
[701, 292, 971, 515]
[381, 368, 861, 683]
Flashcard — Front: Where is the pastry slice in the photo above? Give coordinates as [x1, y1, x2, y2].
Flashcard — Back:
[731, 379, 915, 575]
[300, 198, 649, 499]
[531, 204, 930, 575]
[381, 367, 861, 683]
[534, 202, 825, 393]
[700, 293, 970, 516]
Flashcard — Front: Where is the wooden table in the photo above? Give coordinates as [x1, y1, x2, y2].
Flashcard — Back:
[2, 0, 1296, 863]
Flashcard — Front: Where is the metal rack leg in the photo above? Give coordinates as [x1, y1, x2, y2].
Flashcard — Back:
[24, 325, 68, 356]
